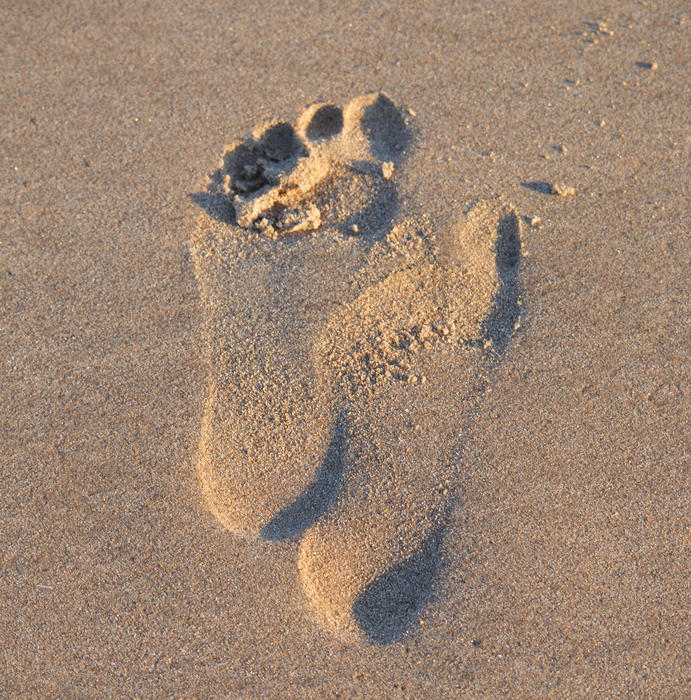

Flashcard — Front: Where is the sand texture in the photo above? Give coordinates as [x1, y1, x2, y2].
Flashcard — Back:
[1, 0, 689, 697]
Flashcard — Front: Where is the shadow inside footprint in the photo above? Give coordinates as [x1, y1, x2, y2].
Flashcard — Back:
[305, 104, 344, 140]
[189, 190, 236, 224]
[351, 527, 446, 644]
[360, 93, 412, 162]
[482, 211, 522, 354]
[260, 414, 347, 541]
[521, 181, 554, 195]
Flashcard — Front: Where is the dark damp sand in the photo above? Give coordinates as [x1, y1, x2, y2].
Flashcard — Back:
[1, 0, 689, 696]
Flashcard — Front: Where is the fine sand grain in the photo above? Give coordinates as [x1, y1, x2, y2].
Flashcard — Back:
[1, 0, 689, 696]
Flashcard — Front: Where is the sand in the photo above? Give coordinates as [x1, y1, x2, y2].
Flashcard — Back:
[1, 0, 689, 696]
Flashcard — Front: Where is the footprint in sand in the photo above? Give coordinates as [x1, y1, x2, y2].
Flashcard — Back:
[190, 93, 521, 643]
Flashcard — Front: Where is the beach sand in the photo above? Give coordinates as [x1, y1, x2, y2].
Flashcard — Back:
[1, 1, 688, 696]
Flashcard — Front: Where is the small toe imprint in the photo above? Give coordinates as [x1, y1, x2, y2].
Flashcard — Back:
[344, 92, 411, 162]
[301, 104, 344, 141]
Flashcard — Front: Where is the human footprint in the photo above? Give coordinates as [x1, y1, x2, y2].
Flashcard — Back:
[190, 93, 410, 537]
[190, 94, 521, 642]
[299, 202, 521, 642]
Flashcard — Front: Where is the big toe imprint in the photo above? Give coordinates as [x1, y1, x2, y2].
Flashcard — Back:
[190, 93, 411, 538]
[299, 201, 521, 642]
